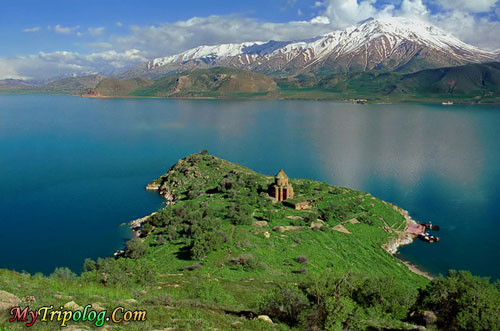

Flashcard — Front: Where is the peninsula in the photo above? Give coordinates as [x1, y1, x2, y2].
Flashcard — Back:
[1, 152, 499, 330]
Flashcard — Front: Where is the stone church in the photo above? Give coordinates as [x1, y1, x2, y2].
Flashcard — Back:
[270, 169, 294, 202]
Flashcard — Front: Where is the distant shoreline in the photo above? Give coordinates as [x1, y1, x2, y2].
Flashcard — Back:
[77, 93, 500, 106]
[1, 91, 499, 105]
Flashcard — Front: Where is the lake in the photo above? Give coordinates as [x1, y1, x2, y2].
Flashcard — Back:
[1, 94, 499, 278]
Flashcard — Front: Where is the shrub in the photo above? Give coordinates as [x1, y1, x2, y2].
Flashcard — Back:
[416, 270, 500, 330]
[259, 285, 309, 326]
[293, 268, 308, 274]
[82, 258, 97, 272]
[183, 263, 203, 271]
[50, 267, 76, 281]
[142, 294, 172, 306]
[304, 213, 317, 224]
[302, 273, 414, 330]
[190, 231, 227, 260]
[187, 183, 203, 199]
[141, 222, 154, 236]
[229, 254, 260, 271]
[125, 239, 148, 259]
[189, 280, 234, 305]
[156, 235, 167, 246]
[295, 256, 309, 265]
[264, 210, 274, 223]
[358, 215, 373, 225]
[218, 178, 235, 193]
[289, 217, 306, 226]
[234, 213, 253, 225]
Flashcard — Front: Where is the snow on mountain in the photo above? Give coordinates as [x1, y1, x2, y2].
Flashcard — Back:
[148, 42, 266, 69]
[130, 17, 497, 78]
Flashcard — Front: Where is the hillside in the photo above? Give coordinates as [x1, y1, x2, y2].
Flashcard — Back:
[398, 62, 500, 98]
[94, 77, 154, 97]
[131, 67, 278, 98]
[1, 152, 499, 330]
[122, 17, 497, 78]
[275, 62, 500, 103]
[0, 75, 105, 95]
[90, 63, 500, 103]
[91, 67, 277, 98]
[0, 79, 33, 90]
[42, 75, 105, 94]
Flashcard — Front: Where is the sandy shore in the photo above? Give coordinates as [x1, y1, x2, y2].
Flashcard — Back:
[397, 256, 434, 280]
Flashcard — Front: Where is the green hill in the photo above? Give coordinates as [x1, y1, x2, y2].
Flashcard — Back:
[42, 75, 105, 94]
[131, 67, 278, 98]
[276, 62, 500, 103]
[94, 77, 154, 97]
[4, 63, 500, 103]
[2, 152, 499, 330]
[91, 63, 500, 103]
[398, 62, 500, 99]
[91, 67, 277, 98]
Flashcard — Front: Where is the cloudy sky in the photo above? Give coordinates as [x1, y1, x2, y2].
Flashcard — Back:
[1, 0, 499, 80]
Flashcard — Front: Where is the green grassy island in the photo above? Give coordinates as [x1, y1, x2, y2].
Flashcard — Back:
[1, 152, 499, 330]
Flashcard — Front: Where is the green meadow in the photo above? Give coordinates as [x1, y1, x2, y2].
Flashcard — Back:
[1, 152, 499, 330]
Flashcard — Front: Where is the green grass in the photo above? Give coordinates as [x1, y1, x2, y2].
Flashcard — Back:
[1, 152, 431, 330]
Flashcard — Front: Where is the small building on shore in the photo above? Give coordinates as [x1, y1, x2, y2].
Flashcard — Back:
[270, 170, 294, 202]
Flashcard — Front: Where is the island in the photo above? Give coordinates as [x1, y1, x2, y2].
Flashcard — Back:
[1, 152, 499, 330]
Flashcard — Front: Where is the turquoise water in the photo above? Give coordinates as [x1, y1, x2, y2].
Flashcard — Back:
[1, 95, 500, 278]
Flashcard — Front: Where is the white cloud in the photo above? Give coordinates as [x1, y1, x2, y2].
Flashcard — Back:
[298, 9, 303, 16]
[436, 0, 498, 13]
[5, 0, 500, 80]
[0, 49, 147, 80]
[54, 24, 80, 34]
[109, 15, 340, 59]
[88, 42, 113, 48]
[310, 16, 331, 24]
[0, 59, 29, 79]
[23, 27, 40, 33]
[398, 0, 430, 18]
[88, 27, 105, 36]
[319, 0, 500, 50]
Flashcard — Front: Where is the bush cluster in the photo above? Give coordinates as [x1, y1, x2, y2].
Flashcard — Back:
[259, 271, 500, 330]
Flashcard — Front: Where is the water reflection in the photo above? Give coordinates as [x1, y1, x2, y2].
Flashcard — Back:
[1, 96, 500, 277]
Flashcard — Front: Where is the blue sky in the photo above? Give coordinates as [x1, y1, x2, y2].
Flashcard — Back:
[1, 0, 499, 79]
[0, 0, 319, 55]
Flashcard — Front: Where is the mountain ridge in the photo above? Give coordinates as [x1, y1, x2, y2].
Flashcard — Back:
[121, 17, 497, 78]
[87, 63, 500, 104]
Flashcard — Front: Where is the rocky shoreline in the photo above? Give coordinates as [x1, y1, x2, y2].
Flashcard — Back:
[382, 206, 434, 280]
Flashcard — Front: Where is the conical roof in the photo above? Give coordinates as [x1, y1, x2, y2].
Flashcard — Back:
[275, 169, 288, 179]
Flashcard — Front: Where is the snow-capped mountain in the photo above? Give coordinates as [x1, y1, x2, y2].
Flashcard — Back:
[123, 17, 498, 78]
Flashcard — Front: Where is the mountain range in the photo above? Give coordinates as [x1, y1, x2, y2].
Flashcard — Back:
[122, 17, 500, 78]
[3, 17, 500, 103]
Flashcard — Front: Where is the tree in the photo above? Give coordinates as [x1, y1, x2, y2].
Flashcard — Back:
[416, 270, 500, 330]
[259, 285, 309, 326]
[50, 267, 76, 280]
[125, 239, 148, 259]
